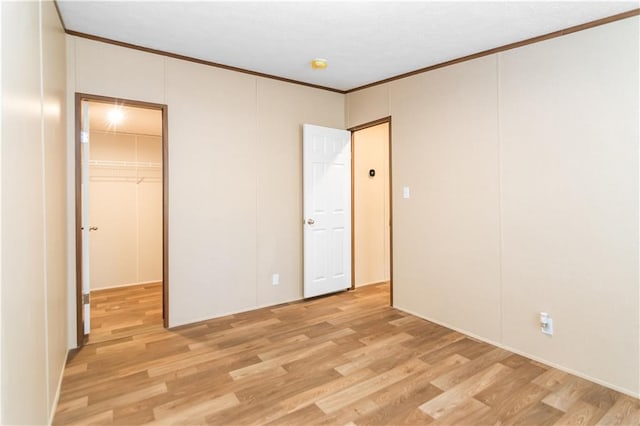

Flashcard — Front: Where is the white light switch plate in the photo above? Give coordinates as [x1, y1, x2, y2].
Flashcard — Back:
[403, 187, 410, 199]
[272, 273, 279, 286]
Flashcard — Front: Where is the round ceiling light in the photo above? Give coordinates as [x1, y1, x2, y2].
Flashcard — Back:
[311, 58, 327, 70]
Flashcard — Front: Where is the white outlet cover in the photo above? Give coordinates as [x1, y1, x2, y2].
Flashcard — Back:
[272, 273, 280, 285]
[541, 318, 554, 336]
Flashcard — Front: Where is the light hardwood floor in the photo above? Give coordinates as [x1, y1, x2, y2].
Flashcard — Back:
[88, 282, 163, 344]
[55, 283, 640, 425]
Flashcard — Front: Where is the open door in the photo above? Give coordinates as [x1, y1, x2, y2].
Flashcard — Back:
[303, 124, 352, 298]
[76, 93, 169, 347]
[80, 100, 91, 336]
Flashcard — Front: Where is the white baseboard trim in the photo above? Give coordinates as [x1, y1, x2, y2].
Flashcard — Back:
[394, 306, 640, 399]
[354, 280, 390, 288]
[48, 350, 69, 425]
[91, 280, 161, 292]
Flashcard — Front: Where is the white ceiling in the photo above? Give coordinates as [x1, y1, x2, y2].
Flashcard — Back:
[58, 1, 639, 91]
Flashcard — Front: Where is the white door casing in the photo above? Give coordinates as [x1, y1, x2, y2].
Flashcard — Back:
[303, 124, 352, 298]
[81, 100, 91, 334]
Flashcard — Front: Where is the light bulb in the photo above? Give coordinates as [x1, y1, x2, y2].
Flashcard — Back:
[107, 108, 125, 125]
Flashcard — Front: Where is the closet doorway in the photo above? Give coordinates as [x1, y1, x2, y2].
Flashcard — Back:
[350, 118, 392, 302]
[75, 94, 168, 346]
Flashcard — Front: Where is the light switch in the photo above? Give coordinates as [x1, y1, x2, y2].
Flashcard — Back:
[272, 273, 279, 286]
[403, 186, 410, 199]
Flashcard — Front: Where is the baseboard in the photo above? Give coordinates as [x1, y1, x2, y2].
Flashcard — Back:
[91, 280, 161, 292]
[355, 280, 390, 288]
[48, 350, 69, 425]
[394, 306, 640, 399]
[168, 296, 304, 329]
[170, 283, 390, 330]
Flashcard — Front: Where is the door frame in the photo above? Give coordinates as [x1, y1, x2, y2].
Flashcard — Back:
[348, 117, 393, 305]
[74, 92, 169, 347]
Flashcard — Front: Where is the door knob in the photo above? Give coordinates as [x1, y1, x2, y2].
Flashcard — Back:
[89, 226, 98, 231]
[306, 218, 315, 225]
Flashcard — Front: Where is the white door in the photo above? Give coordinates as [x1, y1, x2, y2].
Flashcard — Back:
[80, 100, 91, 334]
[303, 124, 352, 298]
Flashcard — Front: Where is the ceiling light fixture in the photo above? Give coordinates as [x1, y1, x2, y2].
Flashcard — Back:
[107, 107, 125, 125]
[311, 58, 327, 70]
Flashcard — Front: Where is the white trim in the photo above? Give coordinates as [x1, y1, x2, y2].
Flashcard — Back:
[48, 352, 68, 426]
[395, 305, 640, 399]
[354, 280, 389, 288]
[65, 35, 78, 351]
[91, 278, 162, 292]
[91, 280, 162, 292]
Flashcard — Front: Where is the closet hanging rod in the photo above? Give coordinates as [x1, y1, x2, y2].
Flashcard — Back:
[89, 176, 162, 183]
[88, 160, 162, 169]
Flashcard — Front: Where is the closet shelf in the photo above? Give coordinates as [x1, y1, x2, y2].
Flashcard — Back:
[88, 160, 162, 169]
[89, 176, 162, 183]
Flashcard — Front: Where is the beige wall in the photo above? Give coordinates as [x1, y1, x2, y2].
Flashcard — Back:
[392, 55, 503, 342]
[62, 8, 638, 399]
[353, 123, 390, 287]
[347, 16, 640, 396]
[498, 19, 639, 396]
[67, 37, 345, 329]
[89, 131, 162, 290]
[256, 79, 346, 307]
[1, 0, 68, 423]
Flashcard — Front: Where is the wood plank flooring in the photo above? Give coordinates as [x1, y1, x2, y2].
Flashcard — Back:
[54, 283, 640, 425]
[88, 282, 163, 344]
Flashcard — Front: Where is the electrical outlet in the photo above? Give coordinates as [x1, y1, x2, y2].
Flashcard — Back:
[272, 273, 279, 286]
[403, 186, 410, 199]
[540, 312, 553, 336]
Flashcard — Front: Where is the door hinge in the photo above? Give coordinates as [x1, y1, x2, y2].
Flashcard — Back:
[83, 293, 90, 305]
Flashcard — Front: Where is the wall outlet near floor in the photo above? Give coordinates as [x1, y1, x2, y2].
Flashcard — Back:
[272, 273, 280, 286]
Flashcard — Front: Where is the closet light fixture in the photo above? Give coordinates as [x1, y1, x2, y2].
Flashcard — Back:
[107, 107, 125, 125]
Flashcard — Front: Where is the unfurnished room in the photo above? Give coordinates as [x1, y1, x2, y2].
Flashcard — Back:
[1, 1, 639, 425]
